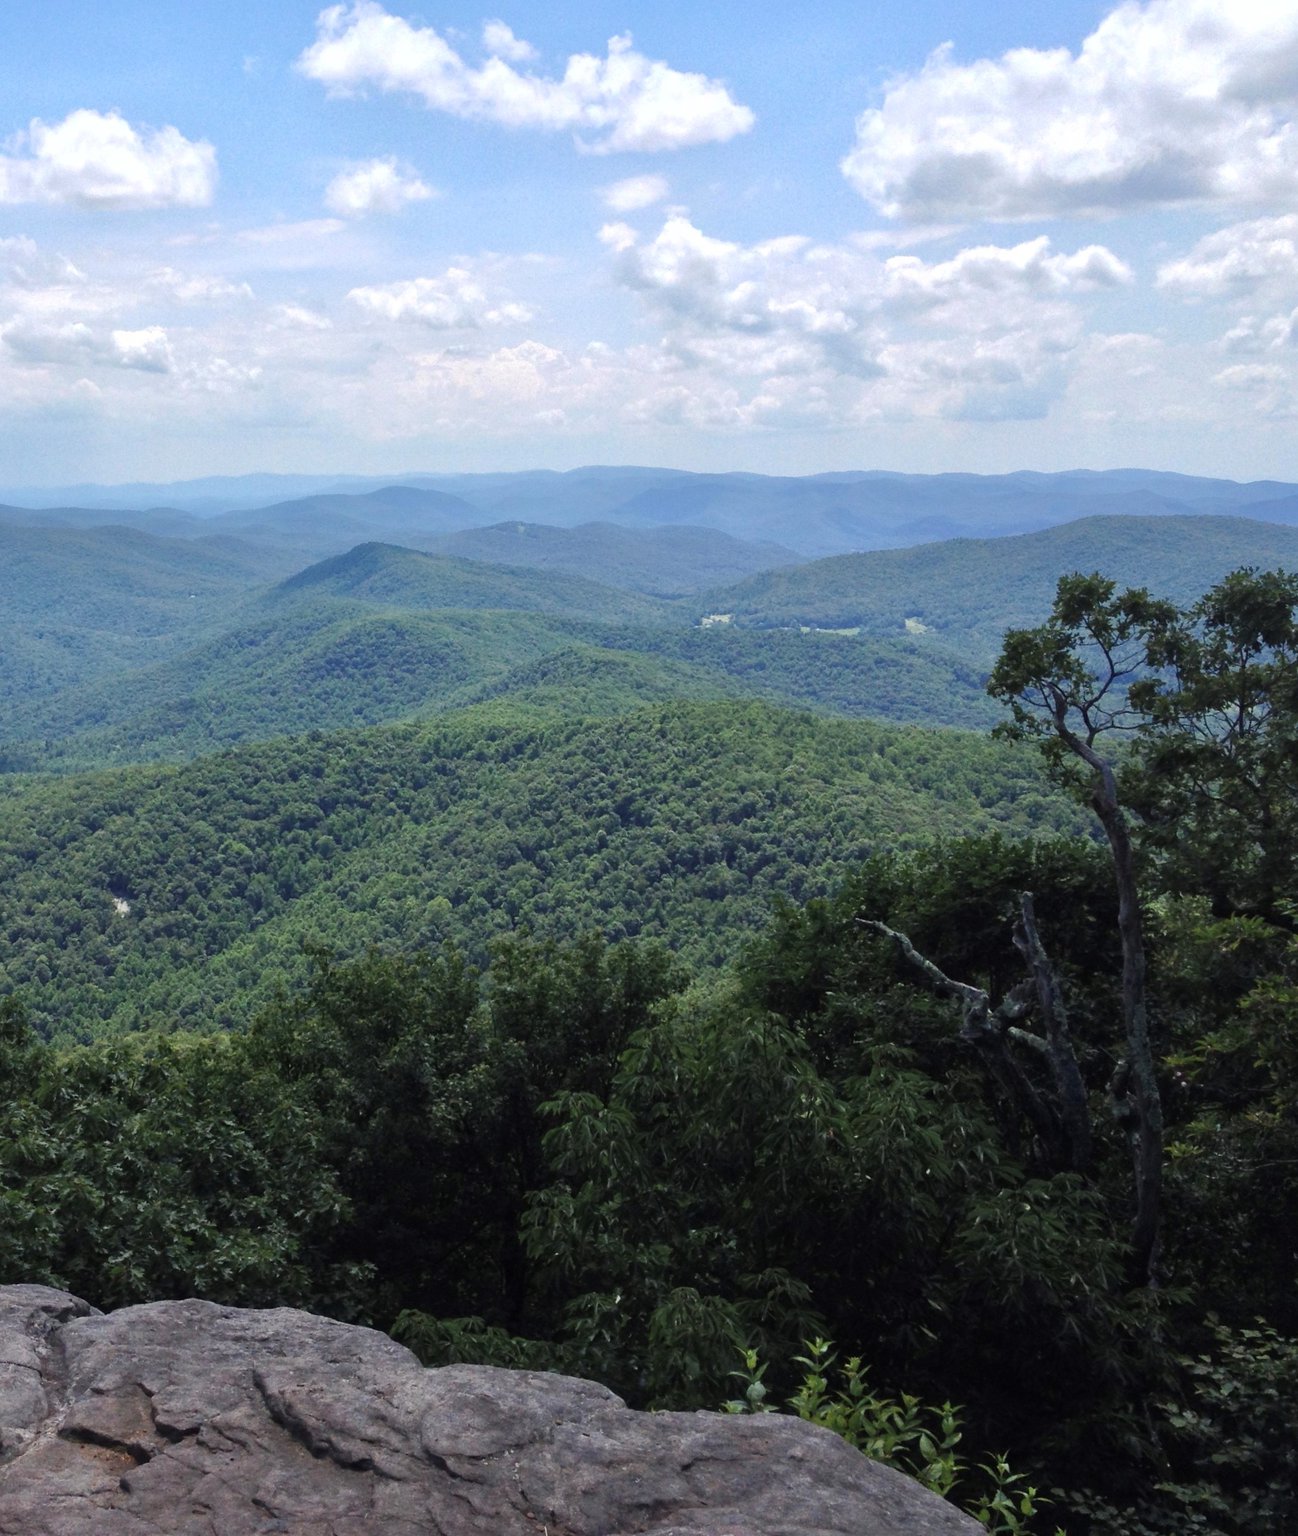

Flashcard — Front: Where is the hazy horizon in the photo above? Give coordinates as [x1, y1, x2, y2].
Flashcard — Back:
[3, 0, 1298, 485]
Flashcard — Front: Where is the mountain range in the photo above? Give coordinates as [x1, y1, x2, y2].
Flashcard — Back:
[5, 466, 1298, 560]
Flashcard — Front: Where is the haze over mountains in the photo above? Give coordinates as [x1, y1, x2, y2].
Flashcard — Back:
[5, 466, 1298, 560]
[3, 466, 1297, 779]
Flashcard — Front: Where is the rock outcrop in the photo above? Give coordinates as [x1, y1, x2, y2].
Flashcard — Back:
[0, 1284, 980, 1535]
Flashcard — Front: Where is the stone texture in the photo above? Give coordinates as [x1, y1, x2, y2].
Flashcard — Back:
[0, 1284, 980, 1535]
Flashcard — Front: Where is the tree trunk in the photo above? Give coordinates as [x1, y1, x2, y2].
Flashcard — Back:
[1085, 759, 1164, 1286]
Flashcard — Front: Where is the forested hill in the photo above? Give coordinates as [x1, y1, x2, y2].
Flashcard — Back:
[705, 514, 1298, 658]
[417, 520, 803, 595]
[2, 608, 999, 772]
[7, 511, 1296, 771]
[0, 700, 1082, 1040]
[272, 541, 680, 624]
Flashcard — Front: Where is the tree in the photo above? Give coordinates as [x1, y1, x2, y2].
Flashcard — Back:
[1126, 567, 1298, 929]
[983, 565, 1298, 1290]
[987, 573, 1174, 1286]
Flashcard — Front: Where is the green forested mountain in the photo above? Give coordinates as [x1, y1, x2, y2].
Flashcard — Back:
[6, 513, 1295, 772]
[0, 700, 1082, 1038]
[455, 630, 999, 730]
[420, 520, 802, 594]
[1, 610, 998, 769]
[707, 514, 1298, 658]
[1, 504, 1296, 1536]
[0, 523, 286, 706]
[0, 605, 573, 767]
[272, 541, 680, 624]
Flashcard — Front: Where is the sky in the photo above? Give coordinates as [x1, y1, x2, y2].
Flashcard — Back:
[2, 0, 1298, 485]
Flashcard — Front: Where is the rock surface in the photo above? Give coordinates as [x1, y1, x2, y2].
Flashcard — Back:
[0, 1284, 980, 1535]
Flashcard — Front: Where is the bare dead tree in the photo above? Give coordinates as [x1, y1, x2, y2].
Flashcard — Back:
[861, 891, 1092, 1177]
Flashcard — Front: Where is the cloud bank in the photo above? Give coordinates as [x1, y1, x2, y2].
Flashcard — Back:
[843, 0, 1298, 220]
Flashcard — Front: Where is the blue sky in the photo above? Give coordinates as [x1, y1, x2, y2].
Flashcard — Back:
[1, 0, 1296, 484]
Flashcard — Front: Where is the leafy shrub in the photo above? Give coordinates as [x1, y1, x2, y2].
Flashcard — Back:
[725, 1338, 1056, 1535]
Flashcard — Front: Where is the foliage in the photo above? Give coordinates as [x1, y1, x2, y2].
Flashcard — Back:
[0, 999, 364, 1312]
[1, 542, 1296, 1532]
[712, 516, 1298, 662]
[1127, 567, 1298, 927]
[1059, 1318, 1298, 1536]
[0, 702, 1082, 1039]
[726, 1340, 1056, 1536]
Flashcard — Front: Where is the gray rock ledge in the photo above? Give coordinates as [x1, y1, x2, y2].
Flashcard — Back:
[0, 1284, 979, 1535]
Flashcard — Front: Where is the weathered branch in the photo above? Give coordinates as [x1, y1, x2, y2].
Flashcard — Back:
[1086, 768, 1163, 1286]
[1013, 893, 1093, 1173]
[859, 916, 1073, 1175]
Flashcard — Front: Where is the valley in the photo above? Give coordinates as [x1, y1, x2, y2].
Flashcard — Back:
[0, 465, 1295, 1533]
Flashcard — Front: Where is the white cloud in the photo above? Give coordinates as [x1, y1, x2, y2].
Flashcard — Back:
[1, 318, 173, 373]
[147, 267, 253, 302]
[298, 4, 754, 152]
[601, 173, 669, 212]
[0, 235, 84, 288]
[842, 0, 1298, 220]
[606, 214, 1129, 421]
[482, 20, 536, 63]
[189, 355, 263, 393]
[273, 303, 334, 330]
[1, 319, 98, 366]
[1216, 362, 1287, 388]
[109, 326, 173, 372]
[597, 220, 638, 253]
[1157, 215, 1298, 296]
[0, 109, 216, 209]
[1222, 309, 1298, 353]
[348, 266, 534, 328]
[1211, 358, 1294, 416]
[324, 156, 435, 216]
[883, 238, 1133, 302]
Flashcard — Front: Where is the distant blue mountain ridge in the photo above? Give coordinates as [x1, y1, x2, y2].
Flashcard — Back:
[2, 466, 1296, 559]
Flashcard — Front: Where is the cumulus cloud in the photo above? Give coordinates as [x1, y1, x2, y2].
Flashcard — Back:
[482, 20, 536, 63]
[884, 238, 1132, 302]
[348, 266, 534, 328]
[613, 214, 1124, 338]
[324, 156, 435, 216]
[297, 4, 754, 152]
[1, 319, 98, 366]
[1221, 309, 1298, 353]
[273, 303, 333, 330]
[605, 213, 1129, 420]
[842, 0, 1298, 220]
[1216, 362, 1287, 389]
[109, 326, 173, 372]
[0, 109, 216, 209]
[1, 318, 173, 372]
[0, 235, 83, 288]
[601, 173, 670, 212]
[1157, 215, 1298, 297]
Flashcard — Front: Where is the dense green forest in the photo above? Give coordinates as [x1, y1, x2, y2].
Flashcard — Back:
[0, 507, 1295, 1534]
[2, 613, 999, 769]
[5, 510, 1288, 768]
[714, 514, 1298, 657]
[0, 701, 1079, 1037]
